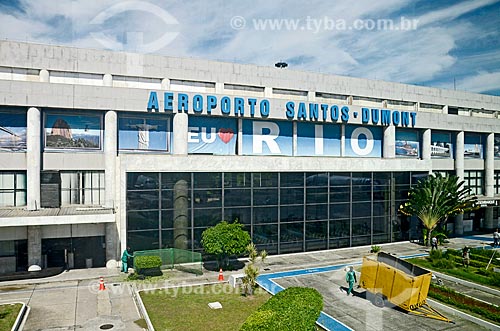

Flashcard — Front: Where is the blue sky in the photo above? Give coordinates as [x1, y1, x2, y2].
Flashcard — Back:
[0, 0, 499, 95]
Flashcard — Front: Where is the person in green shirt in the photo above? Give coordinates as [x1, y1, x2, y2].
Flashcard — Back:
[121, 246, 134, 273]
[345, 266, 357, 296]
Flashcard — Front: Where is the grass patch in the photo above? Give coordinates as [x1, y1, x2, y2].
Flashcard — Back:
[0, 303, 22, 331]
[140, 283, 270, 331]
[429, 284, 500, 324]
[408, 252, 500, 290]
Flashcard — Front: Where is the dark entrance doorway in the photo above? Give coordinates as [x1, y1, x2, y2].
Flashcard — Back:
[42, 236, 106, 269]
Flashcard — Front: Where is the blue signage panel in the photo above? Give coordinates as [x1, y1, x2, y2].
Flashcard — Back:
[296, 122, 341, 156]
[395, 129, 420, 158]
[188, 116, 237, 155]
[344, 125, 382, 157]
[242, 120, 293, 156]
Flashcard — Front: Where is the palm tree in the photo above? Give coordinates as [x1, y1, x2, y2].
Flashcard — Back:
[399, 173, 477, 246]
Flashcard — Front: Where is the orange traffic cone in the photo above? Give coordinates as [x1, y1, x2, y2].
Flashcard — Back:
[218, 268, 224, 281]
[99, 276, 106, 291]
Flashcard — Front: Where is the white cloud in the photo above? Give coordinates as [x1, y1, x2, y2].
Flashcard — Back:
[457, 71, 500, 93]
[0, 0, 498, 94]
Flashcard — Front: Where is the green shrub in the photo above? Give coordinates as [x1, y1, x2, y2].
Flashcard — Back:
[370, 245, 381, 253]
[240, 287, 323, 331]
[432, 258, 455, 269]
[134, 255, 162, 276]
[429, 249, 443, 260]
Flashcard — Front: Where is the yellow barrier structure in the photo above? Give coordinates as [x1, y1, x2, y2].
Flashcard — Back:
[359, 252, 452, 323]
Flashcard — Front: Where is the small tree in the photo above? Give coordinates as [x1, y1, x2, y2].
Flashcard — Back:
[242, 243, 267, 296]
[400, 173, 477, 246]
[201, 220, 251, 270]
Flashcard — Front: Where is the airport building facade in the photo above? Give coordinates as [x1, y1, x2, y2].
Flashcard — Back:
[1, 40, 500, 273]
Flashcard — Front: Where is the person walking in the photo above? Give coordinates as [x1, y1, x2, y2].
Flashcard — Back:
[493, 229, 500, 247]
[462, 246, 470, 268]
[345, 266, 357, 296]
[431, 236, 438, 250]
[121, 246, 134, 273]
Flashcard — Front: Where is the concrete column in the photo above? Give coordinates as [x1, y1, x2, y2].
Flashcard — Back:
[442, 105, 448, 114]
[307, 91, 315, 102]
[484, 133, 495, 230]
[161, 78, 170, 90]
[264, 87, 272, 98]
[104, 111, 117, 209]
[173, 180, 189, 249]
[105, 223, 119, 266]
[383, 125, 395, 158]
[455, 131, 465, 235]
[27, 107, 40, 211]
[485, 133, 494, 197]
[215, 82, 224, 94]
[103, 74, 113, 87]
[39, 69, 49, 82]
[28, 225, 42, 267]
[173, 113, 188, 155]
[422, 129, 431, 160]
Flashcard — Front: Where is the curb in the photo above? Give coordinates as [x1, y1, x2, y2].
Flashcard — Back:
[9, 302, 29, 331]
[427, 298, 500, 331]
[131, 284, 155, 331]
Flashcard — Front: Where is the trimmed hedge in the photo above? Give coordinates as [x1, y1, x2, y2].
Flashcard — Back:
[134, 255, 162, 276]
[240, 287, 323, 331]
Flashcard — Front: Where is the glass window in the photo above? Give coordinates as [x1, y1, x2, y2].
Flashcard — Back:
[224, 207, 251, 224]
[224, 173, 251, 188]
[61, 171, 104, 206]
[254, 206, 278, 224]
[193, 189, 222, 208]
[0, 111, 27, 151]
[280, 173, 304, 187]
[127, 231, 160, 251]
[127, 211, 159, 230]
[464, 170, 484, 196]
[127, 173, 159, 190]
[330, 219, 350, 238]
[0, 172, 27, 207]
[280, 205, 303, 222]
[280, 188, 303, 205]
[306, 204, 328, 221]
[253, 188, 278, 205]
[306, 187, 328, 204]
[193, 208, 222, 228]
[224, 188, 251, 207]
[193, 173, 222, 188]
[253, 173, 278, 187]
[254, 224, 278, 254]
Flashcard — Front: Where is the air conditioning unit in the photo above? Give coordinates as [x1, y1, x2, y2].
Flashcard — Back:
[40, 170, 61, 208]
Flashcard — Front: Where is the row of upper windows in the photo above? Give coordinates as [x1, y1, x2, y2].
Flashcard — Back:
[0, 171, 104, 208]
[0, 66, 496, 117]
[0, 110, 498, 159]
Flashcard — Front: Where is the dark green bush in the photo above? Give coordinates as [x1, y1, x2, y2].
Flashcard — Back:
[134, 255, 162, 276]
[240, 287, 323, 331]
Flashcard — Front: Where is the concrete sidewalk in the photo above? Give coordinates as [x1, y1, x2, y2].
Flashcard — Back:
[0, 235, 496, 331]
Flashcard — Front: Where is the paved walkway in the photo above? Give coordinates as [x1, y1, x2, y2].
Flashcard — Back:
[0, 235, 498, 330]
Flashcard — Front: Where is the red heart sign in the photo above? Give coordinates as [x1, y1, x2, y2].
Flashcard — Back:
[218, 128, 234, 144]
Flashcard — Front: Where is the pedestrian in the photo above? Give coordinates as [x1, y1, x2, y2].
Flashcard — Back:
[462, 246, 470, 268]
[345, 266, 357, 296]
[121, 246, 134, 273]
[431, 236, 438, 250]
[493, 229, 500, 247]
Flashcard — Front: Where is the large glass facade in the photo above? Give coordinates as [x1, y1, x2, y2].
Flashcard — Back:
[126, 171, 427, 254]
